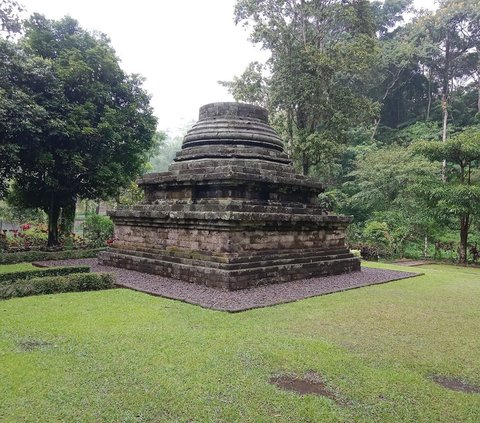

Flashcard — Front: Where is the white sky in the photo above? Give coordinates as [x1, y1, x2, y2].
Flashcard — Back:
[19, 0, 434, 135]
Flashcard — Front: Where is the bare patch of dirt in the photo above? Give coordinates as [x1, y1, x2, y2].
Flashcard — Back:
[17, 338, 54, 352]
[432, 375, 480, 393]
[270, 371, 339, 402]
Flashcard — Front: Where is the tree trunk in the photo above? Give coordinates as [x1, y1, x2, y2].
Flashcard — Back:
[441, 30, 450, 182]
[477, 50, 480, 114]
[424, 235, 428, 258]
[441, 94, 448, 182]
[60, 197, 76, 237]
[286, 109, 294, 157]
[47, 193, 61, 247]
[426, 67, 432, 121]
[302, 151, 309, 176]
[370, 118, 380, 141]
[477, 79, 480, 114]
[459, 214, 469, 264]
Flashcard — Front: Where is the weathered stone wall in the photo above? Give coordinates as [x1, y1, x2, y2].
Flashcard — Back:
[112, 224, 345, 255]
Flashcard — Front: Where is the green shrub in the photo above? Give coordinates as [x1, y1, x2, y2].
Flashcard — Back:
[83, 214, 114, 247]
[361, 221, 393, 258]
[0, 248, 105, 265]
[0, 272, 115, 299]
[0, 266, 89, 284]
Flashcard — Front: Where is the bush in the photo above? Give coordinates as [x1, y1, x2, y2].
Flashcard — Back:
[0, 248, 105, 265]
[0, 272, 115, 299]
[83, 214, 114, 247]
[358, 221, 393, 259]
[0, 265, 89, 284]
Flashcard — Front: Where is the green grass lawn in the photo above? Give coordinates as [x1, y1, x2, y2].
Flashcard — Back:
[1, 262, 480, 422]
[0, 262, 35, 274]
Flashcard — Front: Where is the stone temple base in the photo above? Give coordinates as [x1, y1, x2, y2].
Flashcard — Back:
[99, 102, 360, 290]
[99, 202, 360, 290]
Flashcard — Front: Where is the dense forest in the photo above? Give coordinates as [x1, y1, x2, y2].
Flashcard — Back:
[217, 0, 480, 263]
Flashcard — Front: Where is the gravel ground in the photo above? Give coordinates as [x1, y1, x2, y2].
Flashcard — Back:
[34, 258, 421, 312]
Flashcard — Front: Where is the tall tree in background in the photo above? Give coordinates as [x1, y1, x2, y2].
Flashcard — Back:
[3, 15, 157, 246]
[414, 128, 480, 263]
[414, 0, 480, 178]
[226, 0, 378, 176]
[369, 0, 420, 139]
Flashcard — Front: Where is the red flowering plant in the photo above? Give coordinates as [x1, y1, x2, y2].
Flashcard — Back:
[3, 220, 105, 252]
[4, 223, 48, 251]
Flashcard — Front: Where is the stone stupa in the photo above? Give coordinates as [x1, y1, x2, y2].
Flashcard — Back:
[99, 102, 360, 289]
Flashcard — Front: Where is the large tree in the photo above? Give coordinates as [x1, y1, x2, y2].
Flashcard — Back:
[3, 15, 157, 246]
[413, 0, 480, 177]
[225, 0, 378, 177]
[414, 128, 480, 263]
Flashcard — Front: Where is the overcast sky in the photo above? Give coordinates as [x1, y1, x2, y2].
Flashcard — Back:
[19, 0, 434, 135]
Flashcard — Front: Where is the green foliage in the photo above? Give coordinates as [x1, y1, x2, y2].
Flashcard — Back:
[336, 142, 444, 260]
[0, 36, 54, 197]
[0, 0, 23, 37]
[219, 62, 268, 107]
[0, 202, 46, 225]
[116, 181, 144, 206]
[83, 213, 114, 247]
[1, 15, 157, 246]
[415, 127, 480, 168]
[413, 127, 480, 262]
[379, 121, 441, 145]
[362, 220, 393, 257]
[0, 247, 104, 264]
[0, 265, 89, 284]
[2, 223, 48, 251]
[342, 144, 438, 215]
[230, 0, 378, 176]
[0, 271, 114, 299]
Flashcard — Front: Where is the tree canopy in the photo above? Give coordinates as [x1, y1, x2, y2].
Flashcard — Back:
[0, 14, 157, 245]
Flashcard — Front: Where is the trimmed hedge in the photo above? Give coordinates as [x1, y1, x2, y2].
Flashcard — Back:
[0, 272, 115, 299]
[0, 248, 105, 265]
[0, 266, 90, 285]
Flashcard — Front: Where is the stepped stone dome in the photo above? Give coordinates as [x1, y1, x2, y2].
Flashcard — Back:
[182, 102, 284, 151]
[173, 102, 292, 165]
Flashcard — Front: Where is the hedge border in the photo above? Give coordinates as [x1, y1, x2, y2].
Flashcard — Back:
[0, 266, 90, 284]
[0, 248, 105, 265]
[0, 272, 115, 299]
